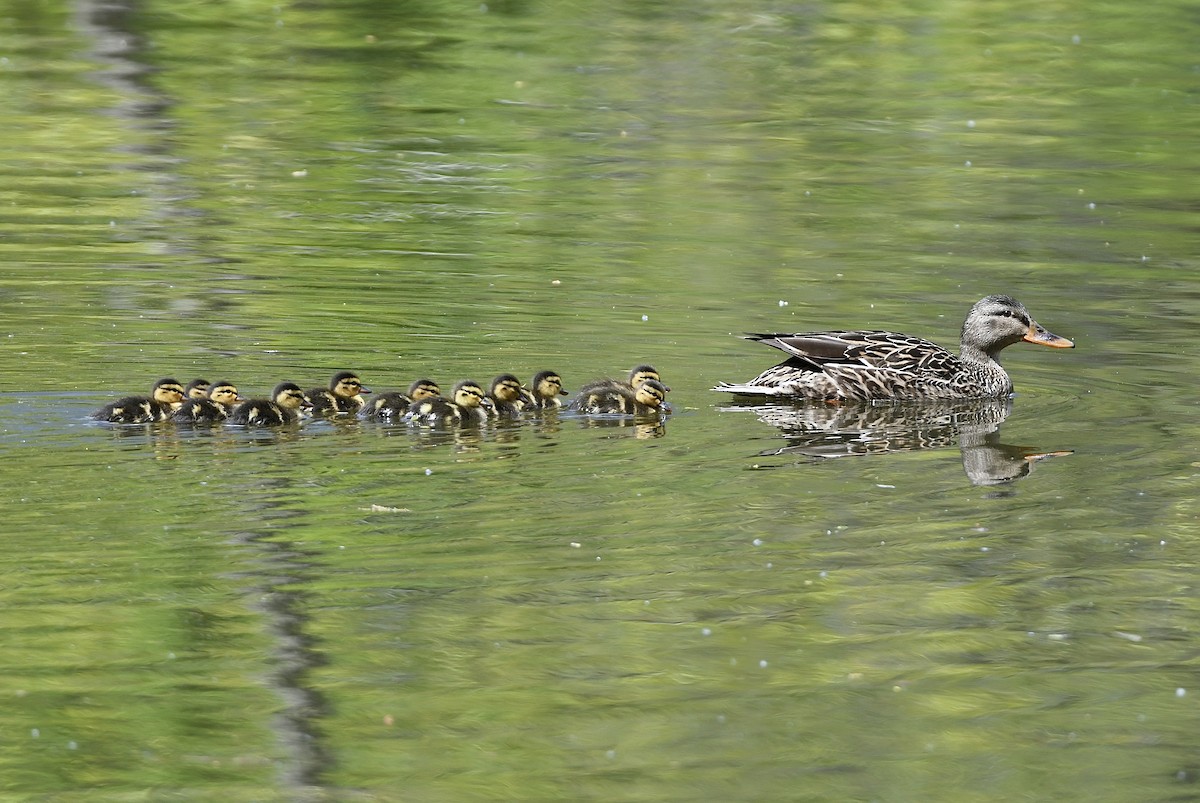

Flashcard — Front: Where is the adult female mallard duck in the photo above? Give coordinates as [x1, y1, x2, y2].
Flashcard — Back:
[183, 378, 211, 400]
[308, 371, 371, 415]
[487, 374, 526, 417]
[361, 378, 441, 420]
[91, 377, 186, 423]
[713, 294, 1074, 400]
[228, 382, 312, 426]
[172, 381, 243, 424]
[519, 370, 569, 410]
[574, 378, 670, 415]
[405, 380, 492, 426]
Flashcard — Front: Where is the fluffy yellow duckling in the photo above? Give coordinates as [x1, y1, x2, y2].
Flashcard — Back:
[228, 382, 312, 426]
[172, 381, 243, 424]
[405, 380, 492, 426]
[575, 364, 668, 401]
[488, 374, 526, 417]
[518, 370, 569, 410]
[91, 377, 186, 423]
[183, 378, 211, 400]
[308, 371, 371, 415]
[574, 378, 670, 415]
[361, 379, 441, 421]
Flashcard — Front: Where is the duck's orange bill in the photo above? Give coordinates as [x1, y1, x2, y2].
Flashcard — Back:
[1023, 322, 1075, 348]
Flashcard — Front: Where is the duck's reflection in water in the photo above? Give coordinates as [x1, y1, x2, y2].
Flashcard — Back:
[721, 398, 1069, 486]
[574, 413, 667, 440]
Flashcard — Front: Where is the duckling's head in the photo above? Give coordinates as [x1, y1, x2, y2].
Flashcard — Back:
[184, 378, 211, 399]
[490, 374, 523, 403]
[629, 365, 668, 391]
[273, 382, 312, 410]
[531, 370, 568, 399]
[208, 381, 242, 407]
[152, 378, 186, 406]
[329, 371, 370, 399]
[633, 379, 669, 409]
[962, 295, 1074, 358]
[407, 379, 440, 401]
[452, 380, 487, 409]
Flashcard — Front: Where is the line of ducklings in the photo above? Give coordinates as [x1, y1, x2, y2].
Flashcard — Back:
[91, 366, 671, 427]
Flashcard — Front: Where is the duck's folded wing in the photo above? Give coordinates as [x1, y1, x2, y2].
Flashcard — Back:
[745, 331, 887, 368]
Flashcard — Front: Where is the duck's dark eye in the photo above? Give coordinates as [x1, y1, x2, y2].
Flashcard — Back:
[994, 309, 1030, 325]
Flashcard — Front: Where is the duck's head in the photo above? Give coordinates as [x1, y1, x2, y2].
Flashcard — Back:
[152, 378, 186, 406]
[962, 295, 1074, 358]
[629, 364, 669, 392]
[407, 379, 441, 401]
[531, 370, 568, 399]
[329, 371, 370, 399]
[273, 382, 312, 411]
[452, 380, 487, 409]
[184, 378, 211, 399]
[489, 374, 523, 403]
[633, 379, 669, 409]
[208, 381, 242, 407]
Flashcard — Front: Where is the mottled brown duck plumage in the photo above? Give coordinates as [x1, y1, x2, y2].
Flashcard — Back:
[713, 295, 1073, 400]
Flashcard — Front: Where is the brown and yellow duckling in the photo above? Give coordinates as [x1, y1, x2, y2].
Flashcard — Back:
[183, 378, 211, 400]
[405, 380, 493, 426]
[361, 378, 441, 421]
[574, 365, 668, 409]
[308, 371, 371, 415]
[574, 377, 670, 415]
[518, 370, 569, 410]
[172, 381, 243, 424]
[228, 382, 312, 426]
[91, 377, 186, 423]
[487, 373, 526, 417]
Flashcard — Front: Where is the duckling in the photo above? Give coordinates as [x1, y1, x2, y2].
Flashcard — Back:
[487, 373, 526, 417]
[308, 371, 371, 415]
[574, 378, 670, 415]
[575, 364, 669, 402]
[405, 380, 492, 426]
[361, 379, 441, 421]
[228, 382, 312, 426]
[92, 377, 186, 423]
[172, 381, 243, 424]
[183, 378, 211, 400]
[519, 370, 569, 410]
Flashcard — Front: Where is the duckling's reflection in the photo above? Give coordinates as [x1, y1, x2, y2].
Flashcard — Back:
[574, 413, 668, 440]
[408, 426, 490, 456]
[723, 398, 1069, 486]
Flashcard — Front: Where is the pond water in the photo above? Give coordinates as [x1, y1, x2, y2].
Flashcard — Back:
[1, 0, 1198, 799]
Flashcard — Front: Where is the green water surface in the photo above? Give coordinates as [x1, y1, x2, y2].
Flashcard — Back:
[0, 0, 1197, 800]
